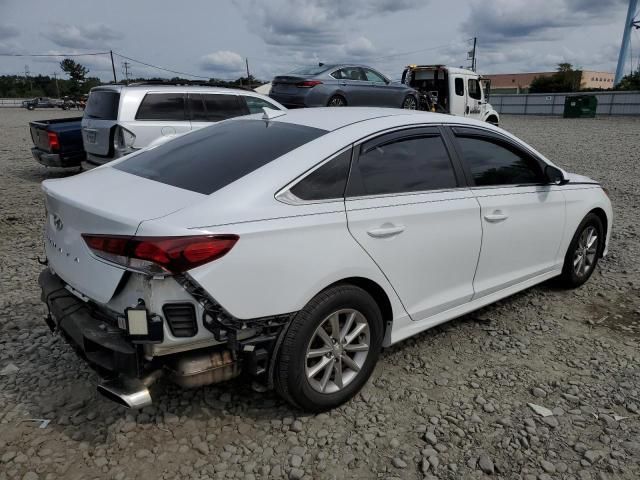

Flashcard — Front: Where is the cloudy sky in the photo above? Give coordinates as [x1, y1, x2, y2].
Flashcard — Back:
[0, 0, 634, 82]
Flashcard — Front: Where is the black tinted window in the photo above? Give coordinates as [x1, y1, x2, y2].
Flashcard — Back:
[350, 135, 457, 196]
[85, 91, 120, 120]
[188, 94, 207, 121]
[244, 96, 280, 114]
[115, 120, 327, 195]
[454, 78, 464, 96]
[456, 136, 544, 186]
[290, 150, 351, 201]
[202, 94, 248, 121]
[136, 93, 185, 120]
[468, 79, 481, 100]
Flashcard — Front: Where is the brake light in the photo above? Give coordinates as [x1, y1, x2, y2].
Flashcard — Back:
[297, 80, 323, 88]
[47, 132, 59, 151]
[82, 234, 238, 275]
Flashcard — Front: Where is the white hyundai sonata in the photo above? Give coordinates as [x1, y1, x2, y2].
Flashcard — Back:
[39, 107, 612, 411]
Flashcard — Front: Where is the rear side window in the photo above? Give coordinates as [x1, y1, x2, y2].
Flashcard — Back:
[136, 93, 186, 121]
[454, 78, 464, 96]
[202, 94, 248, 121]
[115, 120, 327, 195]
[85, 91, 120, 120]
[244, 96, 281, 114]
[290, 150, 351, 201]
[348, 134, 457, 196]
[456, 136, 544, 186]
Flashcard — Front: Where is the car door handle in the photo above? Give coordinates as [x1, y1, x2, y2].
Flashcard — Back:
[367, 225, 405, 238]
[484, 212, 508, 223]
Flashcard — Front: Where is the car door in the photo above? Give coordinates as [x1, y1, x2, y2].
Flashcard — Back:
[449, 76, 467, 116]
[361, 68, 394, 107]
[332, 67, 369, 106]
[132, 92, 192, 147]
[448, 126, 566, 298]
[345, 127, 482, 320]
[466, 78, 485, 120]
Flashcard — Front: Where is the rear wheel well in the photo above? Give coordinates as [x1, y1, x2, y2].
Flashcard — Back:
[588, 207, 608, 256]
[323, 277, 393, 325]
[486, 114, 499, 125]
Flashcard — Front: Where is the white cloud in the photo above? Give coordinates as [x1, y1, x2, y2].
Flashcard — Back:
[200, 50, 246, 74]
[44, 23, 121, 49]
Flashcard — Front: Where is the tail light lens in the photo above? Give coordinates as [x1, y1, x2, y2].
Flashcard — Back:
[114, 126, 136, 153]
[82, 234, 238, 275]
[47, 132, 60, 151]
[296, 80, 323, 88]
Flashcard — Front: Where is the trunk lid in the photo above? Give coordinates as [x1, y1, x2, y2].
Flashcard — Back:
[82, 89, 121, 157]
[271, 76, 309, 94]
[42, 167, 205, 304]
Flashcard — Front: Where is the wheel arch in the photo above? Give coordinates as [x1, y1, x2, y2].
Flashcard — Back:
[588, 207, 608, 257]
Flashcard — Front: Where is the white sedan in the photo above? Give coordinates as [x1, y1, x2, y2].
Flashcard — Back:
[39, 107, 612, 411]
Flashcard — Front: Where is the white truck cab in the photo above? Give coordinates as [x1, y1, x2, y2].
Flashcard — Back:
[401, 64, 499, 125]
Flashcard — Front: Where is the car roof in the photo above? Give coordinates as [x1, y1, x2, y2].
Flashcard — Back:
[265, 107, 485, 132]
[90, 84, 262, 96]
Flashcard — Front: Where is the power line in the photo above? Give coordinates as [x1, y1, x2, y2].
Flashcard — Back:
[113, 51, 210, 79]
[0, 51, 110, 57]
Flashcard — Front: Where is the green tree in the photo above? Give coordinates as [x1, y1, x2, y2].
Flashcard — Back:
[616, 69, 640, 90]
[60, 59, 89, 97]
[529, 63, 583, 93]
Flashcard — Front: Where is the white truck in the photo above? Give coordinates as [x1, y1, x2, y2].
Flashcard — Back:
[401, 64, 499, 126]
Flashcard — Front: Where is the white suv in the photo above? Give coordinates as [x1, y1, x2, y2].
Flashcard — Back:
[81, 83, 285, 166]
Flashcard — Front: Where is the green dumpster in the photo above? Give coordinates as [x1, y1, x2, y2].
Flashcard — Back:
[563, 95, 597, 118]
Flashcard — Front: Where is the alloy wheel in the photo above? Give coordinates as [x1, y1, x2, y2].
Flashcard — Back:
[328, 96, 346, 107]
[573, 225, 598, 277]
[305, 309, 370, 394]
[402, 96, 417, 109]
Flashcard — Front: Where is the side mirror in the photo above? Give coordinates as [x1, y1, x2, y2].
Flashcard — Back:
[544, 165, 568, 185]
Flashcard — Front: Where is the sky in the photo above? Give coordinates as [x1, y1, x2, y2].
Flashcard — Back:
[0, 0, 636, 82]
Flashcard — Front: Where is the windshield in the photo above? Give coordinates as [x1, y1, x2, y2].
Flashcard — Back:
[115, 119, 327, 195]
[84, 90, 120, 120]
[289, 65, 334, 76]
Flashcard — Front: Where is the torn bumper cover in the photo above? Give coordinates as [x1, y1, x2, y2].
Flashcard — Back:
[38, 268, 141, 377]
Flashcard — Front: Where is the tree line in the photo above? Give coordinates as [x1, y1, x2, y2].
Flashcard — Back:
[529, 63, 640, 93]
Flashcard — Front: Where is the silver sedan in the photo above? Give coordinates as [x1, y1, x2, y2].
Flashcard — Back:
[269, 64, 419, 109]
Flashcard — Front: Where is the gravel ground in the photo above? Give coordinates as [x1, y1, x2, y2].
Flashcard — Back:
[1, 108, 639, 480]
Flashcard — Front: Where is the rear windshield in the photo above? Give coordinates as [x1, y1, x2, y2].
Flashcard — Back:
[290, 65, 334, 76]
[115, 120, 327, 195]
[85, 90, 120, 120]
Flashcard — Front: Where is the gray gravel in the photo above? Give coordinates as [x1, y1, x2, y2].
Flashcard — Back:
[1, 108, 639, 479]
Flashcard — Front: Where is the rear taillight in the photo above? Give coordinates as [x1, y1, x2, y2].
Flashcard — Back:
[296, 80, 323, 88]
[47, 132, 59, 151]
[82, 234, 238, 275]
[114, 126, 136, 153]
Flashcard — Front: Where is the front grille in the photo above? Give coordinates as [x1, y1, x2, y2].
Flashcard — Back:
[163, 303, 197, 337]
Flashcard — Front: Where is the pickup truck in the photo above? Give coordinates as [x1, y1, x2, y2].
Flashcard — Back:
[22, 97, 76, 110]
[29, 118, 86, 168]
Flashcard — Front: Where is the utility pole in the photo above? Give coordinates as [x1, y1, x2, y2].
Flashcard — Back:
[245, 57, 251, 87]
[615, 0, 639, 85]
[470, 37, 477, 72]
[25, 65, 32, 95]
[110, 50, 117, 83]
[122, 61, 131, 84]
[53, 72, 60, 98]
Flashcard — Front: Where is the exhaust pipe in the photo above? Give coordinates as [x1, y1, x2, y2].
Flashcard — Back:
[97, 370, 163, 409]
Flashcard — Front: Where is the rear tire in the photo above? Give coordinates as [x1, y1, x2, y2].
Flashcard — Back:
[486, 115, 499, 126]
[557, 213, 603, 288]
[327, 95, 347, 107]
[275, 285, 383, 411]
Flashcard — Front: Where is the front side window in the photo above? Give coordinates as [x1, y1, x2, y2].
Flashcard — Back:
[456, 136, 544, 186]
[136, 93, 185, 121]
[202, 94, 248, 122]
[363, 68, 386, 83]
[348, 134, 457, 196]
[244, 96, 280, 114]
[468, 79, 482, 100]
[454, 78, 464, 96]
[290, 150, 351, 201]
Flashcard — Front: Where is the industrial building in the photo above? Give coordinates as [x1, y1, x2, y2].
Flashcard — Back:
[486, 71, 615, 94]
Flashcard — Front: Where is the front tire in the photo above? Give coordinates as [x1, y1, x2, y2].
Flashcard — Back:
[557, 213, 603, 288]
[275, 285, 383, 411]
[327, 95, 347, 107]
[402, 95, 418, 110]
